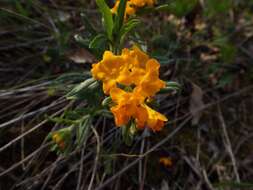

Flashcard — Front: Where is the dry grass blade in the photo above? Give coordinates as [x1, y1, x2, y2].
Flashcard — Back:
[217, 105, 241, 183]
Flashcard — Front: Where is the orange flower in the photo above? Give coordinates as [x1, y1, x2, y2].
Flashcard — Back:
[111, 0, 156, 19]
[159, 156, 173, 168]
[119, 47, 166, 97]
[51, 127, 72, 151]
[110, 88, 147, 127]
[91, 46, 164, 96]
[135, 58, 165, 97]
[91, 51, 126, 94]
[52, 133, 65, 150]
[110, 88, 167, 131]
[91, 46, 167, 131]
[115, 47, 148, 85]
[111, 0, 136, 18]
[130, 0, 156, 7]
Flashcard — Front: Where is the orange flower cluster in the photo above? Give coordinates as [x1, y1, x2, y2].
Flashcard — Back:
[111, 0, 156, 18]
[91, 46, 167, 131]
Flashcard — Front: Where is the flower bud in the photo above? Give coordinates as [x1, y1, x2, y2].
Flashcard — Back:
[159, 81, 181, 93]
[102, 96, 112, 107]
[51, 127, 72, 151]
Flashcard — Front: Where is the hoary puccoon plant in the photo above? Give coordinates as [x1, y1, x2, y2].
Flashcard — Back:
[48, 0, 180, 154]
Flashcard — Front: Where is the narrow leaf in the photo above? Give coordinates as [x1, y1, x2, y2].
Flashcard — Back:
[113, 0, 127, 42]
[96, 0, 114, 40]
[120, 18, 141, 44]
[89, 34, 108, 49]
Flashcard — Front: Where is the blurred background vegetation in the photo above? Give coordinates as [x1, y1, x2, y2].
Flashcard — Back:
[0, 0, 253, 189]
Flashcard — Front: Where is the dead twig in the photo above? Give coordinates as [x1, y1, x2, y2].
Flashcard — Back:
[217, 105, 241, 183]
[0, 143, 51, 178]
[88, 126, 101, 190]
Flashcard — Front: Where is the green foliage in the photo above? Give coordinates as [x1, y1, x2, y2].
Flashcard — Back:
[102, 96, 113, 107]
[121, 120, 137, 146]
[74, 34, 90, 48]
[76, 115, 91, 148]
[47, 126, 73, 155]
[96, 0, 114, 40]
[161, 0, 198, 17]
[89, 34, 109, 57]
[54, 72, 90, 85]
[49, 72, 91, 95]
[220, 43, 237, 63]
[214, 181, 253, 189]
[80, 12, 97, 35]
[205, 0, 233, 17]
[217, 73, 234, 88]
[113, 0, 127, 38]
[213, 36, 237, 63]
[67, 78, 97, 98]
[66, 78, 102, 106]
[14, 0, 32, 16]
[119, 18, 141, 44]
[94, 0, 140, 53]
[159, 81, 182, 93]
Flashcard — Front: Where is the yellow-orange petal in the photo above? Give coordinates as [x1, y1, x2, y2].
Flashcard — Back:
[131, 46, 149, 68]
[130, 0, 145, 7]
[146, 0, 156, 6]
[126, 2, 136, 15]
[110, 87, 128, 102]
[144, 104, 167, 131]
[103, 80, 117, 95]
[136, 59, 165, 97]
[111, 105, 130, 126]
[111, 0, 120, 14]
[134, 104, 148, 128]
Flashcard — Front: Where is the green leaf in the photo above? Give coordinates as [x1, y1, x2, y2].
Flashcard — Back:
[50, 144, 58, 152]
[74, 34, 90, 47]
[66, 78, 96, 99]
[15, 1, 29, 16]
[102, 96, 113, 107]
[76, 116, 91, 147]
[95, 109, 113, 118]
[152, 55, 173, 65]
[119, 18, 141, 44]
[103, 155, 113, 174]
[54, 72, 90, 84]
[66, 78, 102, 106]
[161, 0, 198, 17]
[113, 0, 127, 35]
[213, 36, 236, 63]
[155, 4, 170, 11]
[96, 0, 114, 40]
[89, 34, 108, 49]
[217, 73, 233, 88]
[48, 116, 78, 126]
[80, 12, 97, 35]
[220, 43, 237, 63]
[159, 81, 181, 93]
[205, 0, 232, 17]
[214, 181, 253, 189]
[122, 120, 136, 146]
